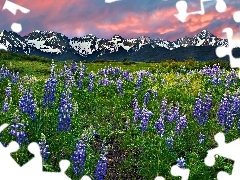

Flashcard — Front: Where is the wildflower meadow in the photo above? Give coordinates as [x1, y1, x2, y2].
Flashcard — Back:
[0, 55, 239, 180]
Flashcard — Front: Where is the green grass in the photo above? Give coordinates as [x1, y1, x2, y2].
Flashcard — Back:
[0, 50, 238, 180]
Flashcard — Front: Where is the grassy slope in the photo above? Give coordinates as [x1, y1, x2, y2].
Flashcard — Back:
[0, 50, 237, 180]
[0, 50, 231, 80]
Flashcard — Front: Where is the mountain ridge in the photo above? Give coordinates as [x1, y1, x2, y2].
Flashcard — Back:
[0, 29, 232, 61]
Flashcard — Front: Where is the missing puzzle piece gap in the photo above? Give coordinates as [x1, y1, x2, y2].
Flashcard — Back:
[154, 165, 190, 180]
[175, 0, 227, 22]
[2, 0, 30, 15]
[205, 132, 240, 179]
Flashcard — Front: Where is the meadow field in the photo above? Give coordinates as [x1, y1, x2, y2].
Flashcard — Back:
[0, 51, 239, 180]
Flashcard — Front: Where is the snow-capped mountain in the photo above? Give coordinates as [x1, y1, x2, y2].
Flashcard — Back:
[0, 29, 230, 61]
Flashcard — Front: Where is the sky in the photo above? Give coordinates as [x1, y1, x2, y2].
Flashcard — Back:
[0, 0, 240, 41]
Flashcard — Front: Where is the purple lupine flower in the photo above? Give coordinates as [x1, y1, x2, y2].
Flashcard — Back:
[210, 74, 222, 87]
[225, 116, 235, 133]
[42, 75, 57, 108]
[167, 104, 174, 123]
[175, 114, 188, 134]
[161, 79, 166, 85]
[198, 132, 205, 144]
[193, 90, 212, 126]
[12, 72, 19, 84]
[94, 154, 108, 180]
[70, 61, 79, 74]
[193, 93, 203, 121]
[18, 88, 37, 120]
[99, 141, 108, 156]
[166, 136, 174, 151]
[77, 79, 83, 90]
[58, 89, 73, 132]
[5, 83, 11, 98]
[88, 72, 95, 92]
[225, 69, 237, 88]
[79, 61, 87, 75]
[160, 97, 168, 117]
[106, 65, 112, 75]
[2, 100, 9, 113]
[143, 91, 151, 105]
[4, 68, 9, 79]
[218, 93, 230, 127]
[98, 80, 103, 86]
[231, 93, 240, 115]
[140, 107, 154, 132]
[93, 131, 100, 140]
[38, 133, 50, 161]
[154, 116, 165, 137]
[204, 90, 212, 112]
[64, 68, 76, 89]
[136, 76, 143, 90]
[176, 157, 186, 169]
[167, 103, 179, 123]
[77, 70, 84, 90]
[0, 66, 3, 80]
[117, 78, 123, 96]
[132, 96, 141, 123]
[202, 64, 223, 87]
[10, 115, 28, 146]
[18, 79, 24, 93]
[202, 64, 221, 76]
[133, 106, 141, 123]
[79, 70, 84, 80]
[122, 71, 132, 81]
[224, 95, 236, 133]
[103, 76, 109, 86]
[217, 91, 240, 133]
[71, 139, 87, 176]
[132, 95, 138, 108]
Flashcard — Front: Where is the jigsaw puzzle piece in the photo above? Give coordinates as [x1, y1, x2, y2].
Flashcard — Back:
[154, 164, 190, 180]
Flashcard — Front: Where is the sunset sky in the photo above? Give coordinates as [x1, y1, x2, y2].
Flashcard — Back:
[0, 0, 240, 41]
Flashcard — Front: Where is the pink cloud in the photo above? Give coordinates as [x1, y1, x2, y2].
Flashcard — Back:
[1, 0, 240, 41]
